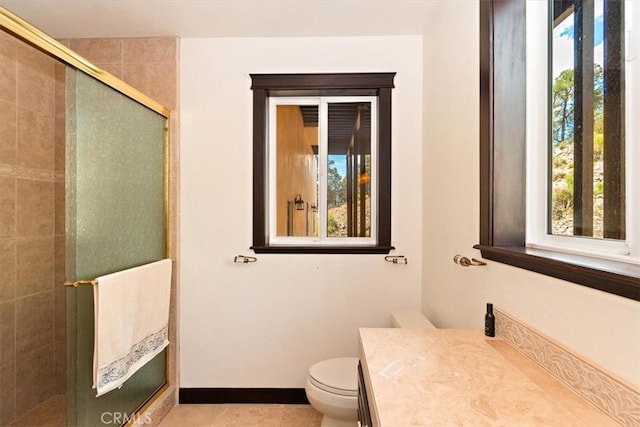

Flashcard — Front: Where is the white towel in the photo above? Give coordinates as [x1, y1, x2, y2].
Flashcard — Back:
[93, 259, 172, 397]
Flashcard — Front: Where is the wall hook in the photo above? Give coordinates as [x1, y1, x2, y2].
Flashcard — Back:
[453, 254, 486, 267]
[234, 255, 257, 264]
[385, 255, 408, 265]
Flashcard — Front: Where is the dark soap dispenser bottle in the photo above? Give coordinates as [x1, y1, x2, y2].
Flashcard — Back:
[484, 303, 495, 337]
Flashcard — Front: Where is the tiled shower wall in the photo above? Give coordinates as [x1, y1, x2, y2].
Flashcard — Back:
[0, 30, 66, 425]
[67, 38, 178, 110]
[0, 33, 179, 425]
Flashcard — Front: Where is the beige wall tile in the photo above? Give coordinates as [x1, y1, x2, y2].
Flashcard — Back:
[123, 62, 177, 109]
[17, 108, 55, 171]
[0, 100, 17, 165]
[54, 340, 65, 395]
[54, 182, 65, 236]
[0, 177, 16, 238]
[17, 43, 55, 115]
[16, 237, 54, 297]
[15, 343, 54, 417]
[9, 394, 65, 427]
[54, 115, 65, 173]
[53, 236, 65, 344]
[0, 31, 71, 427]
[16, 179, 54, 237]
[0, 300, 16, 365]
[54, 286, 65, 344]
[70, 38, 123, 64]
[0, 240, 16, 302]
[95, 63, 124, 80]
[54, 235, 65, 289]
[123, 38, 176, 64]
[16, 290, 54, 355]
[53, 64, 64, 176]
[0, 30, 17, 104]
[0, 360, 16, 426]
[54, 62, 65, 119]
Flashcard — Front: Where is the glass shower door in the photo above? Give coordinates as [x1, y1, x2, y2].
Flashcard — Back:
[66, 70, 167, 426]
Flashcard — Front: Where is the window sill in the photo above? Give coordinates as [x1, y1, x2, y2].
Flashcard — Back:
[251, 246, 394, 254]
[473, 244, 640, 301]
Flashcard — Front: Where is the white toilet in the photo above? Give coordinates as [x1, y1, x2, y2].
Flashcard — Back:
[305, 310, 436, 427]
[305, 357, 359, 427]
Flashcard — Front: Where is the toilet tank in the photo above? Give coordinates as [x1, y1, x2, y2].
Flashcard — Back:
[391, 310, 436, 329]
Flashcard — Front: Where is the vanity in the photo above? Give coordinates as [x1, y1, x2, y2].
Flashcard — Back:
[358, 328, 617, 426]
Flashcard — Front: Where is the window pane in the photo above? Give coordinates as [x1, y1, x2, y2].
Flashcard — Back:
[275, 105, 319, 237]
[550, 2, 576, 236]
[550, 0, 624, 239]
[327, 102, 372, 238]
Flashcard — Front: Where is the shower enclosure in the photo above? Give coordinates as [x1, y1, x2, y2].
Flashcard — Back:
[0, 8, 171, 426]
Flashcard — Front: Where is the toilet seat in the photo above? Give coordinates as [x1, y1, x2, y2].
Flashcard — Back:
[308, 357, 358, 397]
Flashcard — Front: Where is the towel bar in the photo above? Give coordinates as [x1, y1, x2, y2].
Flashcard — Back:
[385, 255, 408, 264]
[64, 280, 99, 287]
[234, 255, 257, 264]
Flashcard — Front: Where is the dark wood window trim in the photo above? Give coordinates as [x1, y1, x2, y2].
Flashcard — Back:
[250, 73, 395, 254]
[478, 0, 640, 301]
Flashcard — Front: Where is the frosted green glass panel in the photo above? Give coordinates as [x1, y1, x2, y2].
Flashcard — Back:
[71, 73, 166, 277]
[66, 70, 167, 426]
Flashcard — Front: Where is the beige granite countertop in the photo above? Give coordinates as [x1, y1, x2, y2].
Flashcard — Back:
[358, 328, 618, 426]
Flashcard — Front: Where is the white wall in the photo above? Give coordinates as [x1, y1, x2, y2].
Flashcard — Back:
[180, 36, 423, 387]
[421, 1, 640, 389]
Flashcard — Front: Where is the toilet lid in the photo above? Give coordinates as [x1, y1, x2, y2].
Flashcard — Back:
[308, 357, 359, 397]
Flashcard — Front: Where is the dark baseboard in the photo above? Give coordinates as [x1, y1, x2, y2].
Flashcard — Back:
[179, 388, 309, 404]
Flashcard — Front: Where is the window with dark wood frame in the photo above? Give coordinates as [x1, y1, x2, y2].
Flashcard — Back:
[250, 73, 395, 254]
[476, 0, 639, 301]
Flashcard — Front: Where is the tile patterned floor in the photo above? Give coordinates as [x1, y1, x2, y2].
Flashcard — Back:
[158, 404, 322, 427]
[5, 398, 321, 426]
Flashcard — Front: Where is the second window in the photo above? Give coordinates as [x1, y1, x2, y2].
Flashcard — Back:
[268, 96, 378, 246]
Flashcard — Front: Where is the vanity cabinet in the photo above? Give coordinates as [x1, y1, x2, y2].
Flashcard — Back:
[357, 361, 372, 427]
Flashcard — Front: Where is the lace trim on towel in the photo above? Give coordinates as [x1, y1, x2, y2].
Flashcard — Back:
[97, 325, 168, 390]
